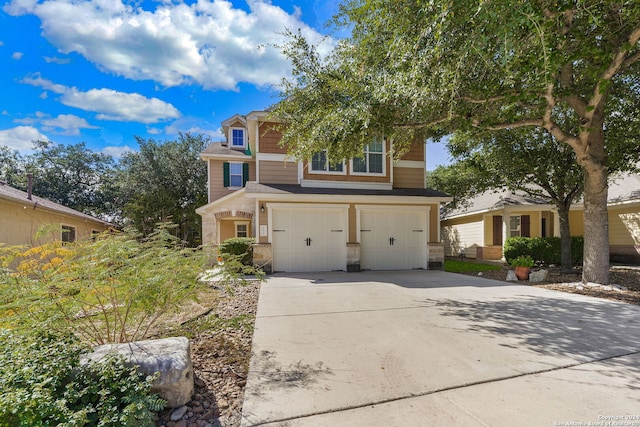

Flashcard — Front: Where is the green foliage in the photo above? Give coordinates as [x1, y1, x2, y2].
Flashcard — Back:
[444, 260, 501, 273]
[0, 225, 208, 345]
[116, 133, 209, 246]
[509, 255, 535, 268]
[25, 141, 118, 220]
[218, 238, 255, 266]
[504, 236, 584, 266]
[0, 329, 165, 427]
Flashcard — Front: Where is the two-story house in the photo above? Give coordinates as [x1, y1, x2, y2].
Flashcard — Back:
[196, 110, 451, 273]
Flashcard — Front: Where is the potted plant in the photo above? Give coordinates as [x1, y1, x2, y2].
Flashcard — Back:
[510, 255, 535, 280]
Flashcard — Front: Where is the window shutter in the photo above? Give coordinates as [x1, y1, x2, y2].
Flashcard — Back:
[492, 216, 503, 245]
[223, 162, 230, 187]
[242, 163, 249, 186]
[521, 215, 531, 237]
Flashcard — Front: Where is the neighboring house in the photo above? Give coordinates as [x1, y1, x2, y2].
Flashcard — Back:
[0, 181, 111, 246]
[196, 111, 451, 273]
[441, 173, 640, 263]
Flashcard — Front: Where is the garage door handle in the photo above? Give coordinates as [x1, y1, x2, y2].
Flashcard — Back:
[389, 237, 395, 246]
[412, 229, 423, 232]
[330, 229, 343, 232]
[273, 229, 285, 232]
[305, 237, 312, 246]
[360, 229, 371, 232]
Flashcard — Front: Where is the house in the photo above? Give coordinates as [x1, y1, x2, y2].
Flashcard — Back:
[196, 111, 451, 273]
[0, 180, 112, 246]
[441, 173, 640, 263]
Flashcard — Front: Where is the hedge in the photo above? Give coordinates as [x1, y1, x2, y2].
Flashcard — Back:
[503, 236, 584, 266]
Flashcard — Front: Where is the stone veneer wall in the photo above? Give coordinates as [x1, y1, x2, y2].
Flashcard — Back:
[252, 243, 272, 274]
[428, 242, 445, 270]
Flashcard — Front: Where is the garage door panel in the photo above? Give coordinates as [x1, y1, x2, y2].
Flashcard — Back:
[360, 209, 428, 270]
[272, 208, 346, 273]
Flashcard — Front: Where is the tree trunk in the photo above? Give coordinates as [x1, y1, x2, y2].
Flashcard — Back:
[556, 203, 572, 270]
[582, 164, 610, 284]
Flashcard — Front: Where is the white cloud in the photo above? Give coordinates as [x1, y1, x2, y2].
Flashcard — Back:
[12, 51, 23, 60]
[21, 74, 180, 123]
[43, 56, 71, 64]
[101, 145, 135, 159]
[41, 114, 99, 135]
[0, 126, 49, 151]
[4, 0, 333, 90]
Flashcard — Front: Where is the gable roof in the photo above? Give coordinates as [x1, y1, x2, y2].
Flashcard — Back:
[0, 182, 110, 226]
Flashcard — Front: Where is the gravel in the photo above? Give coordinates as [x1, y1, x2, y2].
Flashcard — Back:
[156, 280, 260, 427]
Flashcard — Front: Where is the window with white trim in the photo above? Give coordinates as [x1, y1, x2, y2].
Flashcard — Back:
[229, 163, 243, 188]
[235, 221, 249, 238]
[61, 225, 76, 243]
[310, 151, 344, 173]
[352, 138, 384, 174]
[230, 127, 246, 148]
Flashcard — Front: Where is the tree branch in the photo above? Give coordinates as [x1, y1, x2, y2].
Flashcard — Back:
[478, 118, 544, 131]
[460, 95, 507, 104]
[590, 26, 640, 115]
[622, 49, 640, 69]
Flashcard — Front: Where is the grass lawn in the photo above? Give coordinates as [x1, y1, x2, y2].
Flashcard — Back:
[445, 259, 502, 273]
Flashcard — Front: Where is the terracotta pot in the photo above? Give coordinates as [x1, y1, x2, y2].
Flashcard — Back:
[514, 266, 531, 280]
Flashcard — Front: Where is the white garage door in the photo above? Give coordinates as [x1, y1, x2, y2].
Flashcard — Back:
[360, 208, 428, 270]
[272, 207, 347, 272]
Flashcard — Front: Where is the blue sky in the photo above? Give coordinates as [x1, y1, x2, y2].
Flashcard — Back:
[0, 0, 450, 168]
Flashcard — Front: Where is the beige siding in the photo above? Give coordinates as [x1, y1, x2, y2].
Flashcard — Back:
[568, 210, 584, 235]
[208, 159, 255, 202]
[393, 167, 424, 189]
[609, 205, 640, 246]
[442, 215, 484, 257]
[0, 199, 109, 246]
[259, 160, 298, 184]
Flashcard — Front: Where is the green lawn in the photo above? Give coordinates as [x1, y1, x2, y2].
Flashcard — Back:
[444, 259, 502, 273]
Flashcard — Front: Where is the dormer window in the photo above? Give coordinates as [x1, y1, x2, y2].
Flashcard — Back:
[351, 138, 384, 175]
[230, 127, 246, 148]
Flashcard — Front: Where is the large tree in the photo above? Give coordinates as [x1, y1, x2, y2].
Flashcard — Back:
[273, 0, 640, 284]
[16, 141, 117, 220]
[116, 133, 208, 246]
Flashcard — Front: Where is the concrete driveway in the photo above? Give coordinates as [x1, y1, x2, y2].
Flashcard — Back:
[240, 270, 640, 426]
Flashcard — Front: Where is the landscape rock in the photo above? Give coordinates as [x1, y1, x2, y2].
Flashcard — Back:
[506, 270, 518, 281]
[82, 337, 194, 408]
[171, 405, 189, 421]
[528, 269, 548, 283]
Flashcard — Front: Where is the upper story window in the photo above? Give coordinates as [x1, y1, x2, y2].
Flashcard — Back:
[351, 138, 384, 175]
[223, 162, 249, 189]
[310, 151, 345, 174]
[230, 127, 246, 148]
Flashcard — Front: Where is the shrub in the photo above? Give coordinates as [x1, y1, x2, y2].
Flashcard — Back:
[0, 329, 165, 427]
[504, 236, 584, 266]
[0, 225, 208, 345]
[218, 237, 254, 266]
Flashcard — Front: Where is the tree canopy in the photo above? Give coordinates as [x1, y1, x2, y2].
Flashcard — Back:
[273, 0, 640, 284]
[116, 133, 209, 246]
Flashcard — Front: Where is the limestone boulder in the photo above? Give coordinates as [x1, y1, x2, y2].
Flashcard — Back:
[529, 269, 549, 283]
[82, 336, 193, 408]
